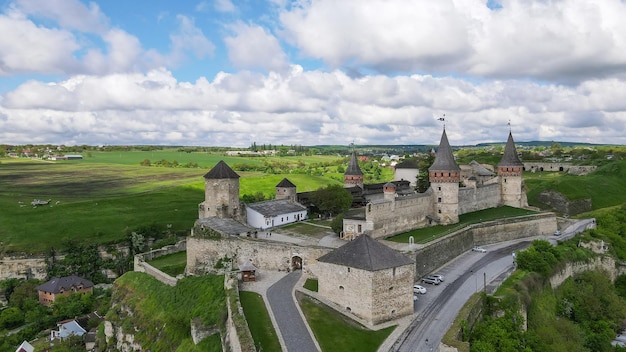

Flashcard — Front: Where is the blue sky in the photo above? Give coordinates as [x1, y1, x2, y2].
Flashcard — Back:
[1, 0, 626, 147]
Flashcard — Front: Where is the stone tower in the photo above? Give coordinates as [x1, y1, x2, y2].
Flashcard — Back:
[497, 132, 526, 207]
[198, 160, 242, 220]
[383, 182, 396, 203]
[429, 129, 461, 224]
[344, 150, 364, 188]
[276, 178, 297, 202]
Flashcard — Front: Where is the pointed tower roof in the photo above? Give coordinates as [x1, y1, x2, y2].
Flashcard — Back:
[345, 150, 364, 176]
[203, 160, 240, 179]
[429, 129, 460, 172]
[276, 178, 296, 188]
[497, 132, 523, 167]
[317, 235, 413, 271]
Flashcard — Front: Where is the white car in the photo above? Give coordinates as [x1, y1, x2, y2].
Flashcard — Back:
[472, 246, 487, 253]
[431, 274, 445, 282]
[413, 284, 427, 294]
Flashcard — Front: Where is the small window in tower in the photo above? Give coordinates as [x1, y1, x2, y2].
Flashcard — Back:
[389, 286, 393, 291]
[504, 178, 507, 183]
[438, 186, 441, 191]
[339, 285, 344, 290]
[347, 267, 351, 273]
[438, 209, 442, 214]
[438, 197, 442, 203]
[448, 172, 451, 177]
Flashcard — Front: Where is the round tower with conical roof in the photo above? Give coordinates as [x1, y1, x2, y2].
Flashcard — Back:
[344, 150, 364, 188]
[429, 129, 461, 224]
[199, 160, 241, 219]
[497, 132, 526, 207]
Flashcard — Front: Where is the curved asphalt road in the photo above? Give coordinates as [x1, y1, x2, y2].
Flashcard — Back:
[267, 271, 318, 352]
[392, 241, 531, 351]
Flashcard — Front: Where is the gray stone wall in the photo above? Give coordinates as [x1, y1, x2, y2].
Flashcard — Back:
[186, 236, 331, 275]
[410, 213, 557, 278]
[366, 193, 433, 239]
[458, 184, 501, 215]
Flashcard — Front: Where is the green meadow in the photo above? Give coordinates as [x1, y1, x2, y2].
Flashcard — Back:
[0, 153, 344, 253]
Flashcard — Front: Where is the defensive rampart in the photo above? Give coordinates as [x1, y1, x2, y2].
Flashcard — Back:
[411, 213, 557, 278]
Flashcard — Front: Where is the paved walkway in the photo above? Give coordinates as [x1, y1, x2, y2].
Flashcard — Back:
[267, 271, 320, 352]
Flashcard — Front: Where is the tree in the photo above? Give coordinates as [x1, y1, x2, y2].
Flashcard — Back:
[0, 307, 24, 329]
[330, 213, 345, 234]
[309, 184, 352, 217]
[416, 154, 434, 192]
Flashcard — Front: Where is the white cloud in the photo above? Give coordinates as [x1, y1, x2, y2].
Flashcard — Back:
[14, 0, 109, 33]
[169, 15, 215, 61]
[1, 67, 625, 146]
[224, 22, 289, 72]
[214, 0, 236, 13]
[279, 0, 626, 83]
[0, 11, 81, 75]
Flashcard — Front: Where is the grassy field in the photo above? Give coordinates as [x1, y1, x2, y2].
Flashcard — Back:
[0, 156, 342, 253]
[386, 206, 539, 244]
[239, 291, 282, 352]
[524, 160, 626, 210]
[298, 292, 395, 352]
[147, 251, 187, 277]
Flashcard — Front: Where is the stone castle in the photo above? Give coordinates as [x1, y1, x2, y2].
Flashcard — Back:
[185, 128, 539, 326]
[342, 129, 528, 240]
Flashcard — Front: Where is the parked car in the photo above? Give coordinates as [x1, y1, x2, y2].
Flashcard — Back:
[472, 246, 487, 253]
[421, 276, 441, 285]
[413, 284, 427, 294]
[554, 230, 561, 236]
[431, 274, 445, 282]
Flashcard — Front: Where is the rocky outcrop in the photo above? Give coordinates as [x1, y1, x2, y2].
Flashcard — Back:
[537, 190, 591, 215]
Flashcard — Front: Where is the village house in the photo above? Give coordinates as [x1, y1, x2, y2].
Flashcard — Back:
[36, 274, 94, 306]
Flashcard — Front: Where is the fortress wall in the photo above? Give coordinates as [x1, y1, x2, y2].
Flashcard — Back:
[411, 213, 557, 278]
[186, 237, 330, 275]
[458, 184, 501, 215]
[471, 213, 557, 244]
[367, 194, 433, 239]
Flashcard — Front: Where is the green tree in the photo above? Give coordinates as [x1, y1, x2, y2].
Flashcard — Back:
[0, 307, 24, 329]
[330, 213, 345, 234]
[416, 155, 434, 192]
[309, 184, 352, 217]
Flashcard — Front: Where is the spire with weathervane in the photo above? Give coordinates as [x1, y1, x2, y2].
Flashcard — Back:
[429, 117, 460, 224]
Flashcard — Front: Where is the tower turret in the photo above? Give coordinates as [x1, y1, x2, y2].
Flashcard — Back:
[199, 160, 242, 220]
[276, 178, 297, 202]
[429, 129, 460, 224]
[344, 150, 364, 188]
[383, 182, 396, 202]
[497, 132, 526, 207]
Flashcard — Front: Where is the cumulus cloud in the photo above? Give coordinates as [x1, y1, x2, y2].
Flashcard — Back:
[279, 0, 626, 83]
[1, 67, 625, 146]
[14, 0, 109, 33]
[0, 2, 215, 76]
[224, 22, 289, 72]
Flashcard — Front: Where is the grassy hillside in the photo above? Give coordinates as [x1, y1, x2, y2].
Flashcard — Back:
[524, 159, 626, 210]
[106, 272, 225, 351]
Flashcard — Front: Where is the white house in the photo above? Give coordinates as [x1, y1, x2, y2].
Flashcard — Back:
[51, 319, 87, 341]
[246, 199, 307, 229]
